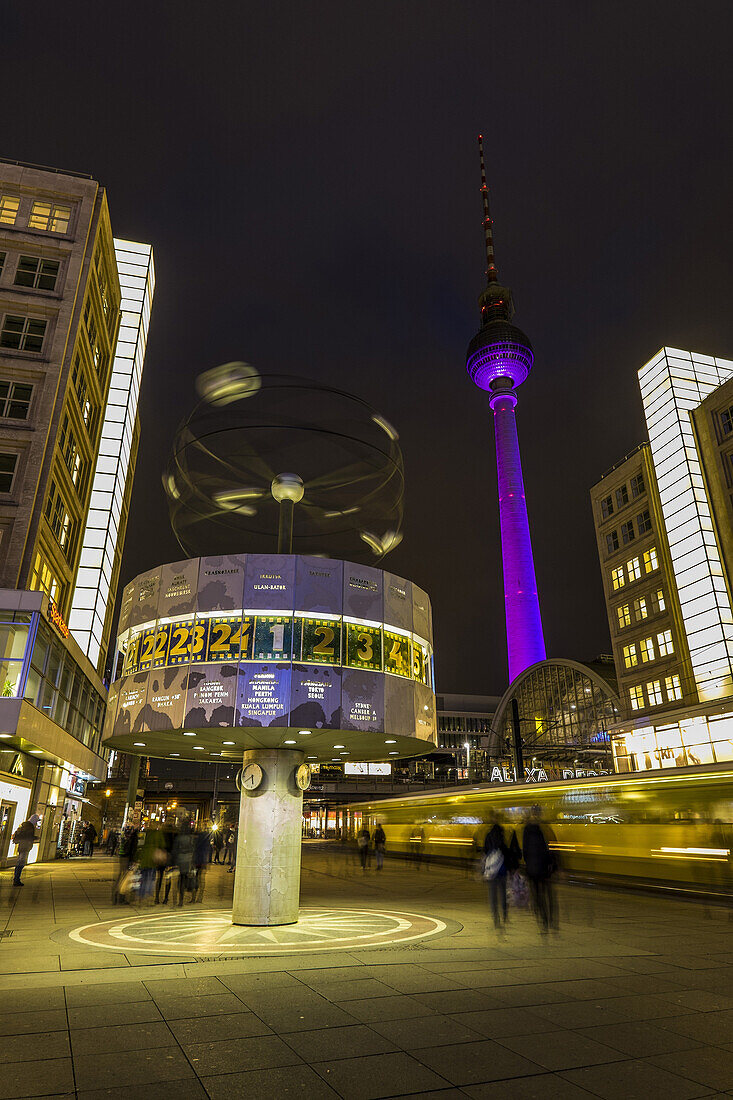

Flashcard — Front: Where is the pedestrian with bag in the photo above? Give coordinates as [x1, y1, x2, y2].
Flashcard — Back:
[11, 819, 36, 886]
[483, 814, 509, 931]
[373, 823, 386, 871]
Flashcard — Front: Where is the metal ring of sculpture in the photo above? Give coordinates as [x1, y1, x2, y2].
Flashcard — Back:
[163, 365, 405, 563]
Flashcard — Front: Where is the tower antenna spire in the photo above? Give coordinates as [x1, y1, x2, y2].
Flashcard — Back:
[478, 134, 498, 285]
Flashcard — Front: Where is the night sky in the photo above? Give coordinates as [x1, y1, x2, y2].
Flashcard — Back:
[4, 3, 733, 695]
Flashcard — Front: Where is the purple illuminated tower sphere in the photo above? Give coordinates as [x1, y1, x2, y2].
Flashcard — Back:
[465, 136, 546, 682]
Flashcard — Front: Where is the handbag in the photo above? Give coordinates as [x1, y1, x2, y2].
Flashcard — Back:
[482, 849, 504, 880]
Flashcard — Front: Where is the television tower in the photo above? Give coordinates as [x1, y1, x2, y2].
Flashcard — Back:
[466, 135, 546, 682]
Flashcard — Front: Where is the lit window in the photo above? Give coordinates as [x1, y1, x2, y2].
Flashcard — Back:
[30, 551, 62, 605]
[627, 557, 641, 581]
[630, 473, 645, 499]
[633, 597, 648, 622]
[643, 547, 658, 573]
[0, 314, 47, 352]
[623, 644, 638, 668]
[601, 494, 614, 520]
[721, 406, 733, 436]
[640, 637, 655, 663]
[606, 530, 619, 554]
[28, 201, 71, 234]
[616, 484, 629, 509]
[657, 629, 674, 657]
[621, 520, 635, 545]
[629, 685, 644, 711]
[71, 356, 97, 434]
[0, 196, 20, 225]
[0, 381, 33, 420]
[655, 588, 666, 612]
[58, 415, 86, 494]
[44, 478, 75, 555]
[665, 674, 682, 702]
[14, 256, 60, 291]
[646, 680, 663, 706]
[611, 566, 625, 591]
[616, 604, 631, 629]
[637, 510, 652, 535]
[0, 453, 18, 492]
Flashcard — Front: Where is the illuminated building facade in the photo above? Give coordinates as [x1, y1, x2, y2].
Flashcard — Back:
[465, 138, 545, 682]
[69, 241, 154, 671]
[593, 347, 733, 771]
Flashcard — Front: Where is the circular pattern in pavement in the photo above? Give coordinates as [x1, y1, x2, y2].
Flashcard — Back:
[67, 906, 451, 957]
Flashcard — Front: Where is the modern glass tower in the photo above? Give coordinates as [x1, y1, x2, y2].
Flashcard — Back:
[465, 136, 546, 682]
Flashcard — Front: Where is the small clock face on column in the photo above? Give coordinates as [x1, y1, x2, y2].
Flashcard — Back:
[295, 763, 312, 791]
[241, 762, 263, 791]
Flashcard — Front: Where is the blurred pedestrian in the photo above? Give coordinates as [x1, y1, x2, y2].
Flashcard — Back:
[12, 820, 36, 886]
[358, 827, 370, 870]
[106, 830, 118, 855]
[227, 825, 237, 872]
[112, 825, 138, 904]
[168, 823, 194, 907]
[82, 822, 97, 856]
[211, 827, 224, 864]
[154, 824, 175, 903]
[483, 815, 508, 930]
[522, 810, 558, 933]
[373, 823, 386, 871]
[192, 829, 210, 901]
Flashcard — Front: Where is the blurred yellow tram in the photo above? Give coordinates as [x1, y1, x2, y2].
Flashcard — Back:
[349, 764, 733, 893]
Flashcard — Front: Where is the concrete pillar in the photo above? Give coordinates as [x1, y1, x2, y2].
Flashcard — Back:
[232, 748, 304, 926]
[123, 755, 141, 827]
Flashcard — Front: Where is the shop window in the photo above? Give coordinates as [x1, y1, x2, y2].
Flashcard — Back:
[665, 674, 682, 702]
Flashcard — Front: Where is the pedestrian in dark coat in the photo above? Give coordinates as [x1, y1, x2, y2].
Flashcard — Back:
[522, 812, 558, 932]
[483, 816, 508, 929]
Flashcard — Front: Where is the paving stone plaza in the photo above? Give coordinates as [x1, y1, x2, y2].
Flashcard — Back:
[2, 846, 733, 1099]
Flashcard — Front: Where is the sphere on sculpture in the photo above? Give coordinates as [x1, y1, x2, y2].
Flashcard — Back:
[164, 369, 404, 562]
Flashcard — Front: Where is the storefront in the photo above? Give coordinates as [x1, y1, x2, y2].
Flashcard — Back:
[612, 703, 733, 772]
[0, 766, 34, 868]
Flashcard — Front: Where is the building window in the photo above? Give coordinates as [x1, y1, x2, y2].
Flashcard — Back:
[606, 530, 619, 554]
[637, 510, 652, 535]
[665, 674, 682, 702]
[14, 256, 60, 292]
[622, 643, 638, 668]
[44, 479, 75, 556]
[611, 566, 625, 591]
[617, 604, 631, 629]
[0, 315, 47, 353]
[0, 251, 5, 277]
[621, 520, 635, 545]
[646, 680, 663, 706]
[640, 636, 655, 663]
[58, 415, 86, 494]
[30, 551, 63, 606]
[28, 201, 71, 234]
[643, 547, 659, 573]
[721, 406, 733, 436]
[616, 484, 629, 509]
[657, 629, 674, 657]
[629, 684, 644, 711]
[0, 381, 33, 420]
[630, 473, 645, 499]
[654, 588, 666, 613]
[633, 597, 648, 622]
[601, 495, 614, 520]
[71, 356, 97, 434]
[0, 196, 20, 226]
[627, 556, 641, 581]
[0, 453, 18, 492]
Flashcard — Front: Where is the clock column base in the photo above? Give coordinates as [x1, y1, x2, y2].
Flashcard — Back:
[232, 747, 305, 926]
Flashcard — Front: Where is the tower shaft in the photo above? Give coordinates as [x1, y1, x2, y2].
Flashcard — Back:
[490, 390, 546, 681]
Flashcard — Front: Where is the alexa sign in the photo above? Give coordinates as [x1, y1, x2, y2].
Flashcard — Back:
[490, 765, 612, 784]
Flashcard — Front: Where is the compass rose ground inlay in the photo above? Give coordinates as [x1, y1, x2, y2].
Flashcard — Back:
[66, 906, 452, 957]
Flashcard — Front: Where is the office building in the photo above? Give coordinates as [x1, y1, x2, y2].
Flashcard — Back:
[0, 158, 153, 858]
[592, 347, 733, 771]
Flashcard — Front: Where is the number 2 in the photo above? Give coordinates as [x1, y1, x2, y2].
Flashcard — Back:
[313, 626, 335, 657]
